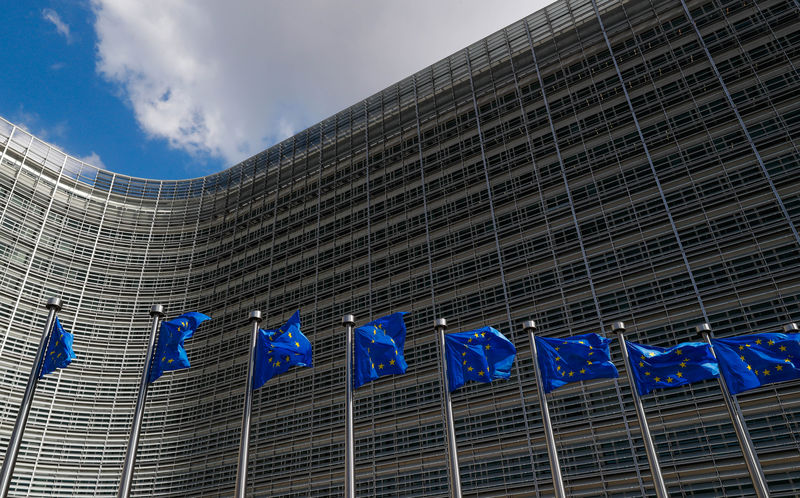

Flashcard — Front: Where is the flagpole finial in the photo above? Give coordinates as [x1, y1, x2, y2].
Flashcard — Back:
[611, 321, 625, 333]
[342, 314, 355, 326]
[696, 323, 712, 338]
[249, 310, 263, 323]
[434, 318, 447, 330]
[783, 323, 799, 333]
[46, 297, 63, 311]
[150, 304, 165, 317]
[522, 320, 536, 331]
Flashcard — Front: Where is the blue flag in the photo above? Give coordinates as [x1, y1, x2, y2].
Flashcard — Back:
[712, 332, 800, 395]
[535, 333, 618, 393]
[253, 310, 312, 390]
[353, 312, 408, 389]
[626, 341, 718, 395]
[149, 312, 211, 383]
[444, 326, 516, 392]
[39, 317, 77, 378]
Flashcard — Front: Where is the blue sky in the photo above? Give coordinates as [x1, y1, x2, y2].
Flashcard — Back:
[1, 1, 547, 180]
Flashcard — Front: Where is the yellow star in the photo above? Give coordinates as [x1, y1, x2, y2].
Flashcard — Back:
[786, 358, 791, 363]
[676, 372, 683, 378]
[580, 368, 586, 374]
[763, 369, 770, 376]
[557, 365, 561, 371]
[648, 352, 656, 357]
[588, 351, 594, 356]
[55, 340, 59, 347]
[162, 356, 166, 361]
[481, 332, 485, 337]
[295, 341, 300, 347]
[755, 339, 762, 345]
[371, 339, 375, 344]
[666, 377, 673, 383]
[747, 365, 752, 370]
[645, 372, 650, 376]
[49, 351, 54, 356]
[754, 370, 760, 375]
[467, 366, 474, 372]
[478, 371, 485, 376]
[463, 360, 467, 365]
[275, 361, 281, 367]
[390, 359, 395, 365]
[378, 364, 384, 370]
[288, 332, 292, 338]
[468, 338, 472, 343]
[639, 361, 644, 367]
[57, 353, 62, 358]
[680, 362, 687, 368]
[654, 377, 661, 382]
[768, 340, 774, 346]
[676, 349, 682, 355]
[485, 345, 491, 350]
[371, 363, 374, 369]
[555, 357, 561, 362]
[587, 360, 592, 365]
[739, 355, 745, 361]
[568, 371, 574, 377]
[167, 358, 174, 364]
[776, 365, 783, 371]
[579, 341, 585, 344]
[739, 345, 745, 351]
[640, 355, 645, 360]
[268, 357, 273, 363]
[555, 346, 560, 351]
[746, 344, 751, 348]
[462, 352, 466, 357]
[474, 333, 479, 338]
[780, 346, 787, 351]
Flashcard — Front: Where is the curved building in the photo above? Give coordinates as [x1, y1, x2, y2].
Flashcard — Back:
[1, 0, 800, 495]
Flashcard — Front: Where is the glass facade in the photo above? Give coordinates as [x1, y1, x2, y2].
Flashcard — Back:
[1, 0, 799, 495]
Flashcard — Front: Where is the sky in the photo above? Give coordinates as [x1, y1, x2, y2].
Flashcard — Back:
[0, 1, 550, 180]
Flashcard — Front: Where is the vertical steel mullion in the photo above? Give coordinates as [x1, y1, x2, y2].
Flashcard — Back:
[463, 44, 537, 495]
[522, 12, 646, 492]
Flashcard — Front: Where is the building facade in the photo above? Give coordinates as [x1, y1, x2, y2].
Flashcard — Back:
[1, 0, 800, 495]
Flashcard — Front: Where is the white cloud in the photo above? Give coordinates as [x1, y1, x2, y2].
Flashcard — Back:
[42, 8, 72, 42]
[78, 152, 107, 170]
[92, 0, 550, 169]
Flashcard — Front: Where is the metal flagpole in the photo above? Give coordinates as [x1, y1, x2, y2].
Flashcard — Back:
[696, 323, 769, 498]
[118, 304, 164, 498]
[235, 310, 263, 498]
[0, 297, 62, 498]
[612, 321, 668, 498]
[434, 318, 462, 498]
[522, 321, 566, 498]
[342, 314, 355, 498]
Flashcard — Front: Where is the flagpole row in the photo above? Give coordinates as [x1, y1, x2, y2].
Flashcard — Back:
[785, 323, 799, 332]
[118, 304, 164, 498]
[523, 321, 566, 498]
[235, 310, 263, 498]
[696, 323, 769, 498]
[434, 318, 462, 498]
[0, 297, 62, 498]
[343, 314, 356, 498]
[612, 321, 668, 498]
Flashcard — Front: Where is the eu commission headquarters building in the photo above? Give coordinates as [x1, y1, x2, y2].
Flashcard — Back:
[1, 0, 799, 495]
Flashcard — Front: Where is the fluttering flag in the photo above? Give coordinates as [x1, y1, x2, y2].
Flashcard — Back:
[253, 310, 312, 390]
[535, 333, 618, 393]
[148, 312, 211, 383]
[712, 332, 800, 395]
[444, 326, 516, 392]
[626, 341, 718, 395]
[39, 317, 77, 378]
[353, 312, 408, 389]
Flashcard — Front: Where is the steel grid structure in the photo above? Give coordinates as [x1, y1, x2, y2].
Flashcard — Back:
[1, 0, 800, 495]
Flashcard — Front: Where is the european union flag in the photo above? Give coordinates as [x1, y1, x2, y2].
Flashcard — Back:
[535, 333, 618, 393]
[626, 341, 718, 395]
[712, 332, 800, 395]
[149, 312, 211, 383]
[444, 326, 516, 392]
[353, 312, 408, 389]
[39, 317, 77, 378]
[253, 310, 312, 390]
